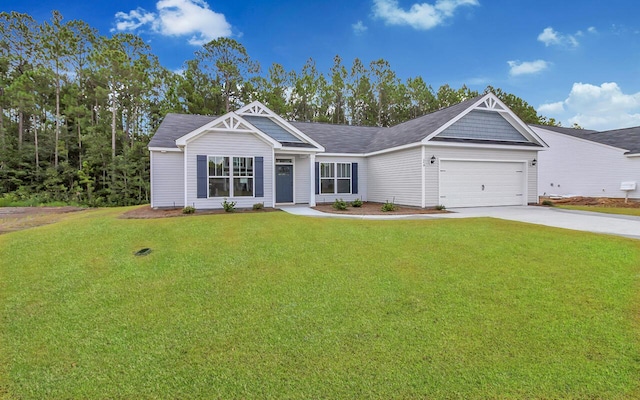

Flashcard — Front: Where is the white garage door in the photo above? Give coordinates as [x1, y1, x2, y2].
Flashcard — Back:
[439, 160, 526, 208]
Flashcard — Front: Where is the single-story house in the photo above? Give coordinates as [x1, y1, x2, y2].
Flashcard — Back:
[148, 92, 547, 209]
[531, 125, 640, 199]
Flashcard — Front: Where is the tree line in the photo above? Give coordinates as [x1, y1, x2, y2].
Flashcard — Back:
[0, 10, 558, 206]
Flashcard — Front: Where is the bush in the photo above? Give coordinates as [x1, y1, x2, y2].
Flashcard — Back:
[541, 200, 554, 206]
[252, 202, 264, 210]
[222, 198, 237, 212]
[182, 206, 196, 214]
[351, 198, 363, 208]
[435, 204, 446, 210]
[332, 198, 348, 211]
[381, 200, 397, 212]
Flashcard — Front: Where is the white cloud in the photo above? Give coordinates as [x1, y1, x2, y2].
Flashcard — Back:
[537, 101, 564, 114]
[587, 26, 597, 34]
[507, 60, 549, 76]
[537, 27, 579, 48]
[114, 8, 156, 31]
[113, 0, 232, 46]
[352, 20, 368, 35]
[372, 0, 479, 30]
[538, 82, 640, 130]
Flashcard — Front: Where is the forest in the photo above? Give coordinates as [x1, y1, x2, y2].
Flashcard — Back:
[0, 10, 559, 206]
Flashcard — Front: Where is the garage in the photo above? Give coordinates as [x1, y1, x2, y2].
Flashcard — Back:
[439, 160, 526, 208]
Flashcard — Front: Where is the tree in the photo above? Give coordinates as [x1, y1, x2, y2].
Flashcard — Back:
[195, 38, 259, 112]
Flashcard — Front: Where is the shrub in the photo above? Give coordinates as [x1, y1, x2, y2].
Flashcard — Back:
[351, 198, 363, 208]
[182, 206, 196, 214]
[332, 198, 348, 211]
[381, 200, 397, 212]
[435, 204, 446, 210]
[252, 202, 264, 210]
[541, 200, 554, 206]
[222, 199, 237, 212]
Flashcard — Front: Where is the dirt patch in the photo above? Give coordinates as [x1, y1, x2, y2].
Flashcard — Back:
[313, 202, 449, 215]
[0, 206, 86, 235]
[119, 205, 280, 219]
[541, 196, 640, 208]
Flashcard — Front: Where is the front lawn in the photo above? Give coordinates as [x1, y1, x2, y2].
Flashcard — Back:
[556, 205, 640, 217]
[1, 209, 639, 399]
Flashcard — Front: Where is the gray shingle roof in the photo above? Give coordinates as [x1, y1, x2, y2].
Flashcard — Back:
[532, 124, 640, 155]
[291, 96, 485, 153]
[148, 113, 216, 148]
[150, 95, 543, 154]
[289, 121, 382, 153]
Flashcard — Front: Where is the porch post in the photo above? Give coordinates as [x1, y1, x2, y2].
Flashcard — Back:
[309, 153, 316, 206]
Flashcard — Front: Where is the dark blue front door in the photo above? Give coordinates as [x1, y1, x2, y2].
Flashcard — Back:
[276, 165, 293, 203]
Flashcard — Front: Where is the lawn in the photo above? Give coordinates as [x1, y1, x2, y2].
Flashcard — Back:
[556, 205, 640, 217]
[1, 208, 640, 399]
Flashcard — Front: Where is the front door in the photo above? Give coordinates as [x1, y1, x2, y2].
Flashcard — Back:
[276, 164, 294, 203]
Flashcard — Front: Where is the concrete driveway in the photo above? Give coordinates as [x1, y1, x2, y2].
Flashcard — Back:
[279, 205, 640, 240]
[442, 206, 640, 240]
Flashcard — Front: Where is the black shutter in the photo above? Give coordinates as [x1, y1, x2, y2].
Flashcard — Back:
[197, 155, 207, 199]
[255, 157, 264, 197]
[315, 162, 320, 195]
[351, 163, 358, 194]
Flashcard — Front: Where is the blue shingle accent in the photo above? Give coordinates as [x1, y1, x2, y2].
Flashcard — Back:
[438, 110, 528, 142]
[242, 115, 302, 143]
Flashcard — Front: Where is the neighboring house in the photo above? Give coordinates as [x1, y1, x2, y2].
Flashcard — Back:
[531, 125, 640, 199]
[148, 93, 547, 209]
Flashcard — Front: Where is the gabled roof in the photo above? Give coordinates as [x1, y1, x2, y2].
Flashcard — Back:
[149, 94, 545, 154]
[149, 103, 324, 151]
[291, 94, 545, 153]
[531, 124, 640, 155]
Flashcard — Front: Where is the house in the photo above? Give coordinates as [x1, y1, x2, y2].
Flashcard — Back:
[148, 92, 547, 209]
[531, 125, 640, 199]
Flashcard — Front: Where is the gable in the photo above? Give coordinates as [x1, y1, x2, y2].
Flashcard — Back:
[242, 115, 304, 143]
[436, 109, 529, 143]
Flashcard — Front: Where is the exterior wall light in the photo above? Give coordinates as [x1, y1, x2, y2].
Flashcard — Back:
[531, 158, 537, 166]
[430, 156, 436, 164]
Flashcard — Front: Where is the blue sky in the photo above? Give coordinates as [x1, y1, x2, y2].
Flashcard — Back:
[6, 0, 640, 130]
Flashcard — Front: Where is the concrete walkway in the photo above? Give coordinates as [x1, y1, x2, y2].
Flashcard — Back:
[278, 205, 640, 240]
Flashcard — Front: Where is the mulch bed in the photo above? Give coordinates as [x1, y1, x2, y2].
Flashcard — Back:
[119, 205, 280, 219]
[542, 196, 640, 208]
[313, 202, 449, 215]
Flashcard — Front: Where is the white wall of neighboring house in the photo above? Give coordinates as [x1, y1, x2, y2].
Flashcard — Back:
[532, 126, 640, 199]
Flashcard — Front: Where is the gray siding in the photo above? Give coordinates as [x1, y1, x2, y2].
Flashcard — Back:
[368, 148, 422, 207]
[186, 132, 274, 209]
[425, 146, 539, 206]
[151, 151, 184, 208]
[438, 110, 528, 142]
[315, 156, 368, 204]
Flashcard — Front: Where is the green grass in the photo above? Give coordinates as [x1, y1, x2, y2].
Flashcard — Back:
[557, 205, 640, 217]
[1, 209, 640, 399]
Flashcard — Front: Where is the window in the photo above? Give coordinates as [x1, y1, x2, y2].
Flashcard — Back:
[320, 162, 351, 194]
[208, 156, 254, 197]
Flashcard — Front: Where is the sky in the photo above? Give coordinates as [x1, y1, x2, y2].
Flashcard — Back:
[5, 0, 640, 130]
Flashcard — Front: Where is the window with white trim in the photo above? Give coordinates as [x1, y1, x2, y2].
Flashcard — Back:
[208, 156, 254, 197]
[320, 162, 351, 194]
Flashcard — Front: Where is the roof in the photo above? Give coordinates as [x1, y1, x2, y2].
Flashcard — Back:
[150, 94, 542, 154]
[289, 121, 382, 153]
[291, 96, 484, 153]
[149, 113, 216, 148]
[532, 124, 640, 155]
